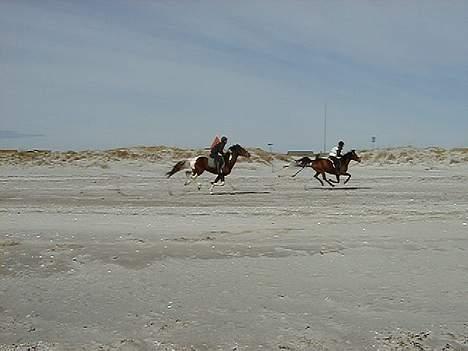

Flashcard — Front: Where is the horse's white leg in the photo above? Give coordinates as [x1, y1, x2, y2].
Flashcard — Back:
[209, 180, 225, 194]
[190, 174, 199, 188]
[184, 171, 197, 186]
[184, 171, 191, 186]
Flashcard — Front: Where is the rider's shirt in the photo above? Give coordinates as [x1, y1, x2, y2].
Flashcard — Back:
[210, 141, 226, 158]
[329, 146, 343, 158]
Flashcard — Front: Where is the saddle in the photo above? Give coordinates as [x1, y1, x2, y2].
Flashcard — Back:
[207, 157, 217, 168]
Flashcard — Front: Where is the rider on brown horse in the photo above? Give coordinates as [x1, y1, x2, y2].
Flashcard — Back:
[210, 136, 228, 182]
[329, 140, 344, 175]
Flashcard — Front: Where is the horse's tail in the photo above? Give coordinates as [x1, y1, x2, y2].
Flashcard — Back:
[166, 160, 190, 178]
[296, 156, 313, 168]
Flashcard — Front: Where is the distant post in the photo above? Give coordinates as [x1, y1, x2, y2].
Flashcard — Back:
[267, 143, 274, 173]
[323, 103, 327, 153]
[371, 136, 376, 149]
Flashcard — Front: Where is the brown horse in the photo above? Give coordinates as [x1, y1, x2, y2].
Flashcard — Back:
[166, 144, 251, 193]
[294, 150, 361, 186]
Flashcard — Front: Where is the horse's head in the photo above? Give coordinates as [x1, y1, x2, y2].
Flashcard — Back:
[229, 144, 251, 158]
[348, 149, 361, 163]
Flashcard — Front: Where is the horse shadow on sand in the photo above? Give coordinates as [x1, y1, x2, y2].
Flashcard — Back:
[210, 191, 271, 196]
[304, 186, 372, 191]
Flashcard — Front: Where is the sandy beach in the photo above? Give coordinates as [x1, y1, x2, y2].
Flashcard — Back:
[1, 149, 467, 350]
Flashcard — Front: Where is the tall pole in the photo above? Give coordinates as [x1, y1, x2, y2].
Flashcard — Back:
[323, 103, 327, 154]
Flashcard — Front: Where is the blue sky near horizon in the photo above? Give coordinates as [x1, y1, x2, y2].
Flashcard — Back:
[1, 0, 467, 152]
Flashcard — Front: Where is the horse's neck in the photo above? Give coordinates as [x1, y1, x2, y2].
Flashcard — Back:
[341, 154, 352, 167]
[227, 152, 239, 170]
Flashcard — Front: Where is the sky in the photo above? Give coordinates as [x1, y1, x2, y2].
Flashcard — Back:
[1, 0, 467, 152]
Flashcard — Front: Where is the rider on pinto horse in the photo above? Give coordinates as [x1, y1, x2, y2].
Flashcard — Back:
[210, 136, 228, 182]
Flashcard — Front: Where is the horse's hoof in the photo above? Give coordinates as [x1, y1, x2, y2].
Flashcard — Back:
[197, 184, 202, 190]
[219, 181, 225, 186]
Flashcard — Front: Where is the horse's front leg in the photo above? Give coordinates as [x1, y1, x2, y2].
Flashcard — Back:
[210, 175, 225, 194]
[343, 173, 351, 184]
[211, 174, 221, 185]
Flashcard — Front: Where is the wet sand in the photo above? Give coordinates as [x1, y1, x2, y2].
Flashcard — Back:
[1, 161, 467, 350]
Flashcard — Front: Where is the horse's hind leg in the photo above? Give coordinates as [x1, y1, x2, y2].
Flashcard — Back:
[343, 173, 351, 184]
[329, 173, 340, 183]
[184, 172, 192, 186]
[314, 172, 324, 186]
[322, 173, 335, 187]
[184, 171, 197, 186]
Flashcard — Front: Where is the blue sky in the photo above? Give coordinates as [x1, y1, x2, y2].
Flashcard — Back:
[1, 0, 467, 151]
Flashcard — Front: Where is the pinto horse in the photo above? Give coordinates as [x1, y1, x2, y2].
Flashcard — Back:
[166, 144, 251, 193]
[294, 150, 361, 187]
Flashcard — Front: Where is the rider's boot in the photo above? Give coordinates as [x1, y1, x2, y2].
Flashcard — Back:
[334, 160, 341, 176]
[211, 162, 220, 184]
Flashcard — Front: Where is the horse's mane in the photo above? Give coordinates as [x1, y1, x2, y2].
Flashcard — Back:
[228, 144, 245, 154]
[229, 144, 241, 150]
[343, 149, 356, 157]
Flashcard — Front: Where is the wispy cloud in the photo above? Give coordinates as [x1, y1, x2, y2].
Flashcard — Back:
[0, 130, 44, 139]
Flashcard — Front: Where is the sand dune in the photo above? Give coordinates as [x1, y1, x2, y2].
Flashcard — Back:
[0, 146, 284, 168]
[0, 146, 467, 168]
[359, 147, 468, 167]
